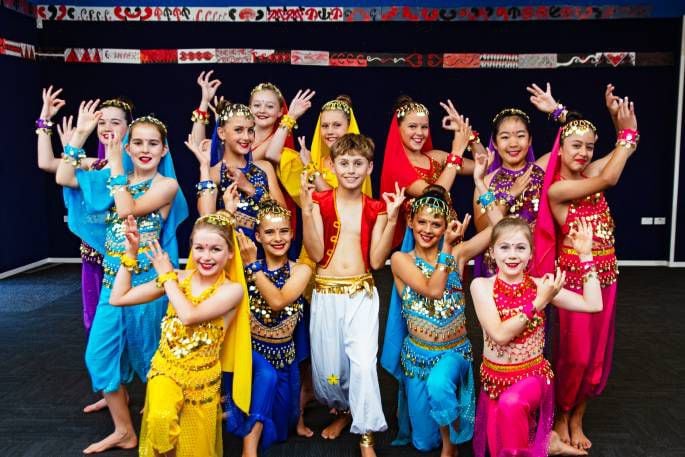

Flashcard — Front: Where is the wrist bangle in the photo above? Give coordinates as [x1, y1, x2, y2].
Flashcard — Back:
[191, 108, 210, 125]
[446, 153, 463, 171]
[62, 144, 86, 168]
[466, 130, 480, 152]
[107, 174, 129, 195]
[495, 191, 517, 208]
[477, 190, 496, 212]
[196, 179, 217, 195]
[279, 114, 297, 131]
[35, 118, 54, 135]
[120, 254, 138, 272]
[245, 259, 264, 281]
[549, 103, 567, 123]
[616, 128, 639, 149]
[522, 301, 536, 320]
[156, 271, 178, 288]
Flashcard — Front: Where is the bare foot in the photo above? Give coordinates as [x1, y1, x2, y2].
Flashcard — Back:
[297, 416, 314, 438]
[569, 416, 592, 450]
[321, 414, 351, 439]
[83, 398, 107, 414]
[549, 430, 587, 456]
[554, 413, 571, 445]
[82, 429, 137, 454]
[360, 444, 376, 457]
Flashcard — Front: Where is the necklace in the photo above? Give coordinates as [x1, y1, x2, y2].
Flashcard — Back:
[180, 272, 226, 305]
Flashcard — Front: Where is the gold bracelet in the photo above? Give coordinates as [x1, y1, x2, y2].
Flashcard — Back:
[120, 254, 138, 272]
[279, 114, 297, 131]
[156, 271, 178, 288]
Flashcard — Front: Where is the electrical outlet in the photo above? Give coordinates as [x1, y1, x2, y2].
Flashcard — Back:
[641, 217, 653, 225]
[654, 217, 667, 225]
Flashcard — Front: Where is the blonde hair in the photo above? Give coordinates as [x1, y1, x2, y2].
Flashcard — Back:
[190, 210, 235, 252]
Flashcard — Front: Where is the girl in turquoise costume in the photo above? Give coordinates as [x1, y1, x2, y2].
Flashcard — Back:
[56, 99, 188, 454]
[381, 155, 501, 456]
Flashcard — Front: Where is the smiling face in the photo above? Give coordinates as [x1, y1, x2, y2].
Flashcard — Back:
[97, 106, 128, 144]
[408, 207, 447, 250]
[491, 227, 532, 280]
[256, 214, 292, 258]
[218, 115, 256, 156]
[125, 123, 167, 172]
[398, 112, 430, 153]
[319, 110, 349, 148]
[493, 116, 532, 169]
[249, 89, 283, 129]
[560, 130, 596, 175]
[190, 227, 233, 277]
[331, 152, 372, 190]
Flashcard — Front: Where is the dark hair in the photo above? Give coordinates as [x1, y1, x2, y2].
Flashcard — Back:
[335, 94, 353, 109]
[101, 97, 135, 122]
[490, 217, 532, 248]
[330, 133, 374, 161]
[492, 108, 531, 136]
[393, 95, 414, 113]
[559, 111, 597, 145]
[421, 184, 450, 201]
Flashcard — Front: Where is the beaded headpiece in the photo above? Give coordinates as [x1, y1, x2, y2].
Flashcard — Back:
[250, 82, 284, 102]
[256, 199, 291, 226]
[218, 103, 254, 123]
[129, 115, 167, 137]
[321, 99, 352, 117]
[396, 101, 429, 120]
[409, 195, 452, 220]
[561, 119, 597, 140]
[101, 98, 133, 116]
[197, 211, 236, 229]
[492, 108, 530, 126]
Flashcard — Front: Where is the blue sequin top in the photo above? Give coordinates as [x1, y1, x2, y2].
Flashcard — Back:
[218, 160, 268, 240]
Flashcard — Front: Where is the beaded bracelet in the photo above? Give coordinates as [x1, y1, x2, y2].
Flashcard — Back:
[35, 118, 54, 135]
[446, 153, 464, 171]
[279, 114, 297, 131]
[437, 251, 455, 271]
[616, 128, 639, 149]
[62, 144, 86, 167]
[467, 130, 480, 152]
[191, 108, 210, 125]
[245, 259, 265, 281]
[496, 191, 517, 208]
[119, 254, 138, 272]
[156, 271, 178, 288]
[107, 174, 129, 195]
[550, 103, 568, 123]
[478, 190, 496, 213]
[521, 301, 536, 320]
[196, 180, 217, 195]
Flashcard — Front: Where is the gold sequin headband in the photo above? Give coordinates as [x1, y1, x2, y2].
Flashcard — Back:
[130, 115, 167, 137]
[492, 108, 530, 125]
[219, 103, 254, 122]
[197, 212, 236, 229]
[256, 199, 292, 225]
[561, 119, 597, 140]
[101, 98, 133, 115]
[410, 196, 451, 219]
[321, 99, 352, 116]
[250, 82, 284, 102]
[396, 102, 429, 120]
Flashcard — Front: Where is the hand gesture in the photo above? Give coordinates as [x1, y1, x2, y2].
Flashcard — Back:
[123, 215, 140, 257]
[208, 95, 226, 122]
[382, 182, 406, 223]
[604, 83, 621, 120]
[287, 89, 316, 119]
[106, 130, 123, 162]
[569, 218, 593, 257]
[57, 115, 75, 148]
[440, 102, 472, 155]
[526, 82, 558, 114]
[536, 268, 566, 310]
[473, 147, 494, 183]
[300, 171, 315, 211]
[75, 99, 102, 135]
[439, 99, 464, 132]
[298, 136, 311, 166]
[509, 166, 533, 198]
[444, 213, 471, 247]
[197, 70, 222, 104]
[226, 167, 251, 193]
[145, 240, 175, 276]
[236, 231, 258, 264]
[184, 136, 211, 168]
[40, 86, 66, 120]
[222, 182, 240, 214]
[615, 97, 637, 131]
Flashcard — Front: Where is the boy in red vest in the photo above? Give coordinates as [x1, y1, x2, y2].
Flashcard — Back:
[300, 133, 404, 456]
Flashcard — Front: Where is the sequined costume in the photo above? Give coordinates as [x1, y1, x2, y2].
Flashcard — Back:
[381, 248, 474, 451]
[475, 163, 545, 277]
[224, 263, 307, 449]
[555, 187, 618, 411]
[308, 189, 388, 435]
[218, 158, 268, 241]
[139, 271, 226, 457]
[473, 275, 554, 457]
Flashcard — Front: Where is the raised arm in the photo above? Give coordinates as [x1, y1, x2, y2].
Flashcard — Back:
[583, 84, 626, 176]
[300, 173, 325, 263]
[264, 89, 315, 163]
[369, 183, 405, 269]
[55, 99, 101, 188]
[189, 71, 221, 145]
[36, 86, 66, 173]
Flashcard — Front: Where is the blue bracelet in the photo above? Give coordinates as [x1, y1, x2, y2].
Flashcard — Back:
[195, 180, 217, 194]
[245, 259, 264, 279]
[62, 144, 86, 167]
[106, 174, 129, 195]
[478, 190, 496, 212]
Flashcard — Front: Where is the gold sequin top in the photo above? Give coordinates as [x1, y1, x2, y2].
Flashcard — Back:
[148, 271, 226, 406]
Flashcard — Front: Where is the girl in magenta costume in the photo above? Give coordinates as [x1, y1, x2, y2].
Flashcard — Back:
[531, 87, 638, 451]
[36, 87, 133, 334]
[471, 216, 603, 457]
[380, 97, 476, 247]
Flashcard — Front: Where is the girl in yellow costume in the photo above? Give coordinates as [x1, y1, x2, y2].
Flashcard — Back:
[109, 211, 252, 457]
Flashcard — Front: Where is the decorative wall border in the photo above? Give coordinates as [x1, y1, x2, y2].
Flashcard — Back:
[0, 36, 36, 60]
[42, 48, 672, 68]
[33, 4, 652, 23]
[1, 0, 35, 17]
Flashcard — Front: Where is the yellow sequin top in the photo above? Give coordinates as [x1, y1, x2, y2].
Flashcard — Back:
[147, 271, 226, 406]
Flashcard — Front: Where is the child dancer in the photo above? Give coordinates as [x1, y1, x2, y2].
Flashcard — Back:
[300, 133, 404, 456]
[109, 211, 246, 457]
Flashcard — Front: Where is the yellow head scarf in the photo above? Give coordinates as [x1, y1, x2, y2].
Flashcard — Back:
[278, 102, 372, 202]
[185, 215, 252, 413]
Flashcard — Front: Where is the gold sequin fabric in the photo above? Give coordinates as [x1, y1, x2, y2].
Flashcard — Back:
[80, 241, 103, 265]
[480, 355, 553, 399]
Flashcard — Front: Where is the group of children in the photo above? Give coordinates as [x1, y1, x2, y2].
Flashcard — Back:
[34, 73, 639, 456]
